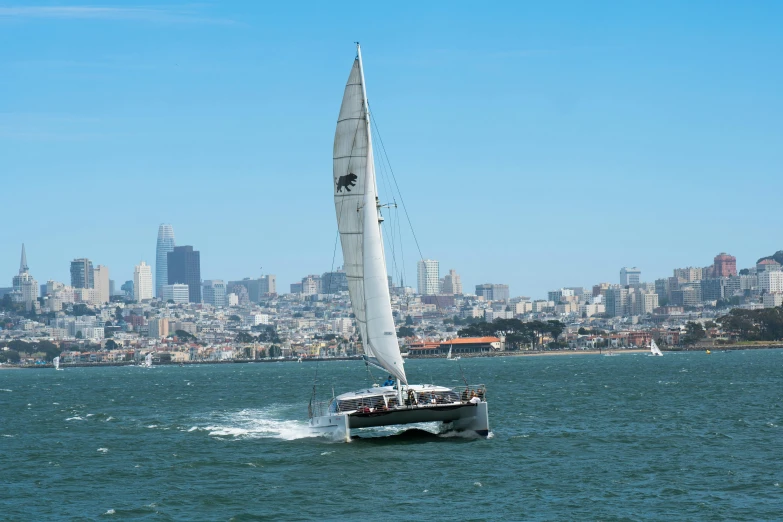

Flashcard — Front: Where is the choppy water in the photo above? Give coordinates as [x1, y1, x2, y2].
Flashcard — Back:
[1, 350, 782, 520]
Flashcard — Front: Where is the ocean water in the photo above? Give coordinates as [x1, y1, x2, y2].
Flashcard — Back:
[1, 350, 781, 521]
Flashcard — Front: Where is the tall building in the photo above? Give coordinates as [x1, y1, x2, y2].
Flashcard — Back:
[322, 270, 349, 294]
[713, 253, 737, 278]
[161, 284, 189, 304]
[673, 267, 703, 282]
[475, 283, 510, 302]
[758, 271, 783, 295]
[133, 261, 153, 302]
[202, 280, 226, 308]
[121, 280, 134, 298]
[156, 224, 176, 298]
[92, 265, 110, 304]
[70, 258, 94, 289]
[167, 246, 201, 303]
[228, 275, 277, 302]
[605, 286, 629, 317]
[417, 259, 439, 295]
[620, 267, 641, 287]
[11, 244, 38, 310]
[441, 269, 463, 295]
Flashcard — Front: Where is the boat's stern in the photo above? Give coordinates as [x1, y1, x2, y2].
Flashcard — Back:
[309, 413, 351, 442]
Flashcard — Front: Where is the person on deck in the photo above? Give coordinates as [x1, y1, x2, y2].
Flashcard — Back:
[382, 375, 395, 387]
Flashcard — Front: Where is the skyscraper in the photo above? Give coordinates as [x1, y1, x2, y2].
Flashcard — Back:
[442, 269, 463, 295]
[202, 280, 226, 308]
[133, 261, 153, 301]
[156, 224, 175, 298]
[417, 259, 439, 295]
[167, 246, 201, 303]
[620, 267, 641, 287]
[12, 244, 38, 310]
[92, 265, 110, 304]
[713, 253, 737, 278]
[475, 283, 510, 302]
[70, 258, 94, 289]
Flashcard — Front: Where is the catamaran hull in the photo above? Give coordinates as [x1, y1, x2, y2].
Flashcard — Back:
[310, 402, 489, 442]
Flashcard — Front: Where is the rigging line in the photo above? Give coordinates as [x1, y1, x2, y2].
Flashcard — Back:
[368, 103, 425, 261]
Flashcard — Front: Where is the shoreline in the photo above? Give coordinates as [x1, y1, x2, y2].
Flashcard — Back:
[6, 345, 782, 369]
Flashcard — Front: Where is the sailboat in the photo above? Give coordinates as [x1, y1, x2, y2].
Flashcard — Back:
[649, 339, 663, 357]
[142, 352, 153, 368]
[446, 345, 460, 361]
[53, 356, 63, 370]
[308, 45, 489, 442]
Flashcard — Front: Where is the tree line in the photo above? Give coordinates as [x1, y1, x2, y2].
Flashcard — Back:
[718, 306, 783, 341]
[457, 318, 566, 350]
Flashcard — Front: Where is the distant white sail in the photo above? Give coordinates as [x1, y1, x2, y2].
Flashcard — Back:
[53, 356, 60, 370]
[447, 346, 452, 360]
[650, 340, 663, 356]
[144, 353, 153, 368]
[333, 48, 407, 385]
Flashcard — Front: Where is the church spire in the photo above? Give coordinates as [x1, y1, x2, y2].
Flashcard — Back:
[20, 243, 28, 274]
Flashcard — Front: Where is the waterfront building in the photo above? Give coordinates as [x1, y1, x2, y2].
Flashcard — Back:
[620, 267, 641, 287]
[133, 261, 153, 302]
[441, 269, 463, 295]
[11, 244, 38, 310]
[92, 265, 110, 304]
[417, 259, 439, 295]
[161, 284, 189, 304]
[713, 253, 737, 278]
[156, 224, 176, 298]
[202, 280, 226, 308]
[70, 258, 94, 289]
[475, 283, 510, 302]
[167, 246, 201, 303]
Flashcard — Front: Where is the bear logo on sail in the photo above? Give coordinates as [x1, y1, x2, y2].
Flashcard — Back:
[335, 173, 357, 193]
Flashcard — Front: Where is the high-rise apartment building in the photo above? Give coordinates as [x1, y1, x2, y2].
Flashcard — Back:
[475, 283, 510, 302]
[620, 267, 641, 287]
[167, 246, 201, 303]
[92, 265, 110, 304]
[11, 244, 38, 310]
[713, 253, 737, 278]
[441, 269, 463, 295]
[227, 275, 277, 302]
[417, 259, 439, 295]
[321, 270, 349, 294]
[161, 284, 189, 304]
[156, 224, 176, 298]
[202, 280, 226, 308]
[605, 286, 629, 317]
[133, 261, 153, 302]
[758, 271, 783, 295]
[673, 267, 703, 282]
[70, 258, 94, 289]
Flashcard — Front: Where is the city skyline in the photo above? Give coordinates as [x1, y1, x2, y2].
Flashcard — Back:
[1, 2, 781, 298]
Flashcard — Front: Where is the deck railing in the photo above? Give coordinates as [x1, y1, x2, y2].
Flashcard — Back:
[308, 384, 487, 419]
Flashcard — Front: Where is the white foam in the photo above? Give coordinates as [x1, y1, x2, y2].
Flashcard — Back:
[0, 389, 12, 392]
[197, 407, 321, 441]
[103, 509, 116, 515]
[97, 448, 109, 453]
[86, 414, 94, 417]
[65, 416, 84, 421]
[146, 425, 158, 429]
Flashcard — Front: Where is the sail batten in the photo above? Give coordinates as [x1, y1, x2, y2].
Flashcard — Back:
[333, 46, 407, 385]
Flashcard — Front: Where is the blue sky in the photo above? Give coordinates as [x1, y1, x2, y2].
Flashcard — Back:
[1, 1, 781, 299]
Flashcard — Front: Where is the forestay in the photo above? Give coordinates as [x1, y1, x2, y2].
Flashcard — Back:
[333, 46, 407, 385]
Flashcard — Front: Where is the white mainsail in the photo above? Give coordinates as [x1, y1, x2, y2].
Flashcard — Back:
[53, 356, 60, 370]
[650, 340, 663, 356]
[333, 45, 407, 385]
[144, 352, 153, 368]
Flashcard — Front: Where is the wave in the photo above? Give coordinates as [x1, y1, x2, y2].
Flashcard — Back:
[193, 407, 321, 441]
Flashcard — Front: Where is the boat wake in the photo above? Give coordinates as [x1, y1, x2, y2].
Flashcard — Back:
[193, 407, 322, 441]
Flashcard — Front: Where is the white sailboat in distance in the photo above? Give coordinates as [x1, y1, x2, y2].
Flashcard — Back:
[143, 352, 153, 368]
[53, 356, 62, 370]
[446, 345, 461, 361]
[650, 339, 664, 357]
[308, 44, 489, 441]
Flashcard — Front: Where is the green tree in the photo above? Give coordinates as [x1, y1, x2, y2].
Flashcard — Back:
[268, 345, 282, 358]
[105, 339, 119, 350]
[405, 315, 413, 326]
[75, 331, 84, 339]
[235, 331, 255, 343]
[683, 322, 706, 345]
[397, 326, 415, 338]
[114, 306, 124, 322]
